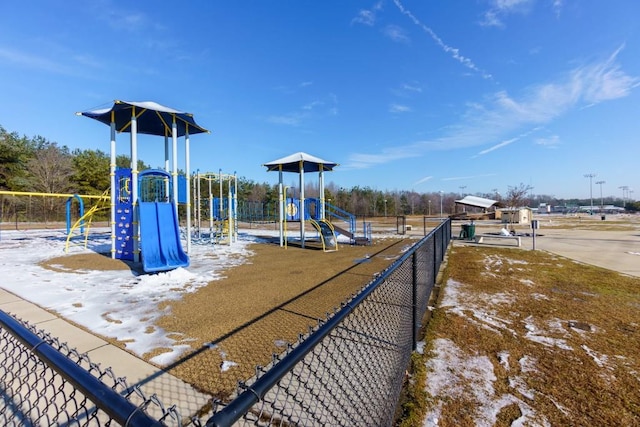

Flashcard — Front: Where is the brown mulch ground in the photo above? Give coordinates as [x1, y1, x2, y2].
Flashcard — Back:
[41, 235, 413, 398]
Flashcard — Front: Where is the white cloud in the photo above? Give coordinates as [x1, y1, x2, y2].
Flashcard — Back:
[0, 46, 104, 78]
[552, 0, 564, 17]
[352, 10, 376, 26]
[345, 46, 637, 169]
[578, 45, 639, 104]
[303, 100, 323, 110]
[99, 4, 150, 32]
[389, 103, 412, 113]
[494, 0, 533, 13]
[351, 1, 383, 26]
[267, 94, 339, 126]
[480, 0, 561, 28]
[266, 113, 304, 126]
[402, 83, 423, 93]
[0, 47, 68, 73]
[480, 10, 504, 28]
[534, 135, 560, 148]
[383, 25, 410, 43]
[342, 146, 422, 170]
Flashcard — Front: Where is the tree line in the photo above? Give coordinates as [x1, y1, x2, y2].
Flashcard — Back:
[1, 124, 637, 223]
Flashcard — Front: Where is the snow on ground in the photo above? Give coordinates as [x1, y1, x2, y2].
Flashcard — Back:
[0, 227, 319, 364]
[0, 226, 399, 365]
[425, 250, 624, 426]
[422, 338, 539, 427]
[425, 254, 563, 426]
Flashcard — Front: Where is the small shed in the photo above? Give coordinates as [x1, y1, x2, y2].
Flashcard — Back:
[454, 195, 497, 212]
[497, 208, 532, 224]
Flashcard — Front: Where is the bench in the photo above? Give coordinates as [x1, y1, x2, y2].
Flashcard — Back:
[474, 234, 521, 247]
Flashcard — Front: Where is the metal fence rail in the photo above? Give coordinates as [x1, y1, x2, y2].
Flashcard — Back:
[0, 311, 180, 427]
[201, 219, 451, 426]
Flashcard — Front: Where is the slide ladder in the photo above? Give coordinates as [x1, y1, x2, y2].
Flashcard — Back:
[139, 201, 189, 273]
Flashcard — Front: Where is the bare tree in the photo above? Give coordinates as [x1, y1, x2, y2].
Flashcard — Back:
[27, 144, 74, 194]
[505, 183, 533, 209]
[504, 183, 533, 230]
[26, 144, 74, 222]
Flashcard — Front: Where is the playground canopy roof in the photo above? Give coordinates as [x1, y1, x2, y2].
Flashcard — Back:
[77, 100, 209, 137]
[263, 152, 338, 173]
[455, 195, 497, 209]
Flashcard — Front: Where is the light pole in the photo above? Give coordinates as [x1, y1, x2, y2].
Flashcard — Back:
[439, 191, 443, 218]
[584, 173, 596, 214]
[595, 180, 605, 211]
[384, 199, 387, 218]
[428, 199, 431, 216]
[619, 186, 628, 207]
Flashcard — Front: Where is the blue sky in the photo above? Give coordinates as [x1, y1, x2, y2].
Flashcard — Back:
[1, 1, 638, 200]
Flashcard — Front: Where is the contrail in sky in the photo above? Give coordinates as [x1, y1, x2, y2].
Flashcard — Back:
[393, 0, 492, 80]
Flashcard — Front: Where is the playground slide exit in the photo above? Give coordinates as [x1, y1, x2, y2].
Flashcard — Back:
[139, 202, 189, 273]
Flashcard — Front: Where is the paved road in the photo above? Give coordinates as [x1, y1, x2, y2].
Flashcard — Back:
[457, 223, 640, 278]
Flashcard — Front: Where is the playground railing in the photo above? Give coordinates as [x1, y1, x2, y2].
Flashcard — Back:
[0, 310, 179, 427]
[324, 202, 356, 237]
[200, 218, 452, 427]
[363, 220, 373, 242]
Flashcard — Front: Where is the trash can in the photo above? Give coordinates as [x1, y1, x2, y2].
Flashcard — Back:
[467, 223, 476, 239]
[459, 224, 469, 239]
[601, 215, 606, 221]
[460, 223, 475, 240]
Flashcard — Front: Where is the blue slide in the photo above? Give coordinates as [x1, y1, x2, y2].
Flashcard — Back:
[139, 202, 189, 273]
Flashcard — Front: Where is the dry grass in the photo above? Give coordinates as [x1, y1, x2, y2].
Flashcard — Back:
[420, 245, 640, 426]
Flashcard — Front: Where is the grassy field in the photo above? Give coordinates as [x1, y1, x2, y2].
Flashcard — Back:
[402, 241, 640, 426]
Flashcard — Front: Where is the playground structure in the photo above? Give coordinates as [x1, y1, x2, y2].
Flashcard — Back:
[64, 189, 110, 252]
[264, 152, 371, 251]
[237, 200, 278, 224]
[79, 100, 209, 272]
[0, 190, 108, 233]
[137, 169, 190, 272]
[0, 190, 109, 248]
[191, 171, 238, 244]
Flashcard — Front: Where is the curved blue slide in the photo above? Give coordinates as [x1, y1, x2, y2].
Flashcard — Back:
[139, 201, 189, 273]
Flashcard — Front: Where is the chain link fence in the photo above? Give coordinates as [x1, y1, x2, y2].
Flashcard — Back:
[198, 219, 451, 426]
[0, 311, 181, 426]
[0, 219, 450, 426]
